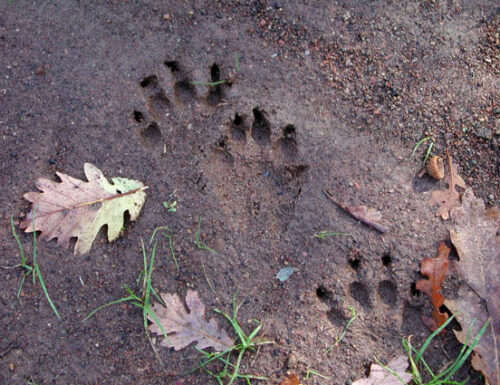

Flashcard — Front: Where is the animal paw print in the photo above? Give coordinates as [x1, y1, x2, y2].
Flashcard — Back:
[132, 60, 230, 149]
[205, 108, 308, 231]
[317, 252, 399, 326]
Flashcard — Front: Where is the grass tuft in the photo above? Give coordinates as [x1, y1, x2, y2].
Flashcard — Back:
[412, 136, 435, 163]
[377, 314, 488, 385]
[82, 229, 170, 346]
[189, 296, 271, 385]
[10, 215, 60, 318]
[150, 225, 179, 271]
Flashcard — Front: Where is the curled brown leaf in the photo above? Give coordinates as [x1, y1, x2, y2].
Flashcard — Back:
[416, 242, 450, 331]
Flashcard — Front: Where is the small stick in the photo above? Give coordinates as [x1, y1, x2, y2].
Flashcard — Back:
[323, 189, 389, 233]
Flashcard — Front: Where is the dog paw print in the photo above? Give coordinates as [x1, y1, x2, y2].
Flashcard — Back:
[348, 251, 399, 309]
[316, 252, 400, 330]
[132, 60, 231, 149]
[205, 107, 308, 230]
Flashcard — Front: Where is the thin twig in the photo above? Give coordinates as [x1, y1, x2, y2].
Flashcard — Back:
[323, 189, 388, 233]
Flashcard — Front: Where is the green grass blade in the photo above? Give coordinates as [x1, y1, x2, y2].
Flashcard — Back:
[416, 315, 455, 363]
[411, 346, 435, 379]
[439, 319, 489, 382]
[34, 264, 60, 318]
[17, 274, 27, 298]
[326, 305, 356, 353]
[82, 296, 135, 322]
[143, 306, 170, 344]
[412, 136, 432, 156]
[30, 212, 60, 319]
[313, 231, 351, 239]
[10, 215, 26, 265]
[149, 226, 171, 245]
[196, 217, 217, 255]
[122, 284, 141, 301]
[247, 320, 262, 340]
[234, 53, 240, 72]
[188, 348, 231, 374]
[150, 286, 165, 306]
[305, 368, 330, 379]
[423, 141, 435, 163]
[189, 80, 227, 86]
[163, 233, 179, 271]
[403, 338, 424, 383]
[375, 357, 411, 385]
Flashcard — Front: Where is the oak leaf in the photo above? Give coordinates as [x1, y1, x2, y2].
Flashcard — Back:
[444, 188, 500, 385]
[20, 163, 147, 256]
[352, 356, 412, 385]
[281, 373, 300, 385]
[416, 242, 450, 331]
[429, 150, 466, 220]
[148, 290, 234, 352]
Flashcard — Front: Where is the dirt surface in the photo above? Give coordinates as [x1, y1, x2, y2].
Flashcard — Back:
[0, 1, 499, 384]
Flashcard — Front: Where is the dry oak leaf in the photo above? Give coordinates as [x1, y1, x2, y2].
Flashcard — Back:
[416, 242, 450, 331]
[429, 150, 466, 220]
[281, 373, 301, 385]
[352, 355, 412, 385]
[20, 163, 147, 256]
[148, 290, 234, 352]
[444, 188, 500, 385]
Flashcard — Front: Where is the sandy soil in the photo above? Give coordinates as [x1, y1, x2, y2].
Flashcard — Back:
[0, 1, 498, 384]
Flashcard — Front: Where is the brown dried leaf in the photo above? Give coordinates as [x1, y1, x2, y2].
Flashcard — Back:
[416, 242, 450, 331]
[443, 188, 500, 385]
[324, 189, 388, 233]
[352, 356, 412, 385]
[345, 205, 389, 233]
[148, 290, 233, 352]
[20, 163, 147, 255]
[430, 150, 466, 220]
[281, 373, 301, 385]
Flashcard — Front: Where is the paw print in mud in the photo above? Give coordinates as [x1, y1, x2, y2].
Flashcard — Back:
[316, 252, 400, 332]
[131, 60, 230, 149]
[205, 107, 309, 232]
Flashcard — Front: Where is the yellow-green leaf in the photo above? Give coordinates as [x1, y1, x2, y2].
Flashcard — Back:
[21, 163, 147, 255]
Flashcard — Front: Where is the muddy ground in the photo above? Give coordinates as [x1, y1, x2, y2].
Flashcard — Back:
[0, 1, 499, 384]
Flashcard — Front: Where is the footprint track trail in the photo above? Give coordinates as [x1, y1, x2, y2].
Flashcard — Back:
[132, 59, 231, 150]
[315, 250, 403, 334]
[205, 107, 309, 234]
